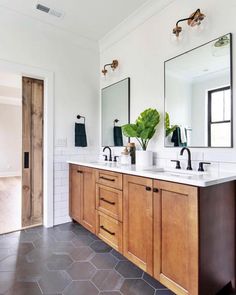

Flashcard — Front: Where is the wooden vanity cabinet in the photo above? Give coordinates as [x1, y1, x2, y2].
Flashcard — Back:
[123, 175, 153, 275]
[153, 180, 235, 295]
[69, 165, 96, 233]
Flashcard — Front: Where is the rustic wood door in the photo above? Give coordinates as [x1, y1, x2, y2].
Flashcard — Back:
[80, 166, 96, 233]
[22, 77, 43, 227]
[69, 165, 82, 223]
[123, 175, 153, 274]
[153, 180, 199, 295]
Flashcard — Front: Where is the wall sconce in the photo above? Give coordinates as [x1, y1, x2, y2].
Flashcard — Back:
[101, 60, 119, 76]
[173, 9, 206, 38]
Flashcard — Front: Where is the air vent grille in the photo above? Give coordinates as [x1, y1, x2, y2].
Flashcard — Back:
[36, 3, 64, 18]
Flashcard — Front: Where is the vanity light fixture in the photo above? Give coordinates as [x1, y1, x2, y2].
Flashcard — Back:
[101, 60, 119, 76]
[212, 35, 230, 57]
[173, 8, 205, 38]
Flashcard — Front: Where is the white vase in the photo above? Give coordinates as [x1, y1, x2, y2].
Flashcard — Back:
[136, 150, 153, 168]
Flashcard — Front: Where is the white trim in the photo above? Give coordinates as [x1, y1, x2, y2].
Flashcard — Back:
[0, 59, 54, 228]
[99, 0, 176, 52]
[0, 95, 21, 106]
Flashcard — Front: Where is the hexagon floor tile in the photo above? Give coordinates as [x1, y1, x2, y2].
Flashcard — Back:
[0, 222, 174, 294]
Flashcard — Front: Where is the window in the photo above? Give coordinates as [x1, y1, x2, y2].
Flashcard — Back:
[208, 86, 231, 147]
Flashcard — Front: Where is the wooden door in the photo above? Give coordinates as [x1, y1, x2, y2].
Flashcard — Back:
[22, 77, 43, 227]
[123, 175, 153, 274]
[80, 166, 96, 233]
[153, 180, 199, 295]
[69, 165, 82, 223]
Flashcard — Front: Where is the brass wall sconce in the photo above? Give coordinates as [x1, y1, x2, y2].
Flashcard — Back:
[173, 9, 206, 38]
[102, 60, 119, 76]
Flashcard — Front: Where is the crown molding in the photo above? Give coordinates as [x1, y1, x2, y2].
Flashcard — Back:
[99, 0, 176, 53]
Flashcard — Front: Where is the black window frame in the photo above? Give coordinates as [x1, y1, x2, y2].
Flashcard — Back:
[208, 86, 231, 147]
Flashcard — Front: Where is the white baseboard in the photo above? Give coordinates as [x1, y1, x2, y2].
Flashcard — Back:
[0, 171, 21, 177]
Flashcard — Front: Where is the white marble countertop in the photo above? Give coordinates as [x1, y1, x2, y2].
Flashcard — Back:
[67, 160, 236, 187]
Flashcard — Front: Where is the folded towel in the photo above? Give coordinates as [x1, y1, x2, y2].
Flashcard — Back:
[113, 126, 123, 146]
[75, 123, 87, 147]
[171, 127, 186, 147]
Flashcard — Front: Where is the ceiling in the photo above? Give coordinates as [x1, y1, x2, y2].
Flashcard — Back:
[0, 0, 150, 41]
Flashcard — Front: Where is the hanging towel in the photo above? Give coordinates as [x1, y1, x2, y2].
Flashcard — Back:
[113, 126, 123, 146]
[180, 127, 187, 144]
[75, 123, 87, 147]
[171, 127, 186, 147]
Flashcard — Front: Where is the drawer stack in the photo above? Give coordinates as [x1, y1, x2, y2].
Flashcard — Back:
[95, 170, 123, 252]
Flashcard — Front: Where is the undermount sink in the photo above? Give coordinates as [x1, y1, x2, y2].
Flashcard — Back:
[144, 168, 206, 177]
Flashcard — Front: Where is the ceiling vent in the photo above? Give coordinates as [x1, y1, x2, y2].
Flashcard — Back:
[36, 3, 64, 18]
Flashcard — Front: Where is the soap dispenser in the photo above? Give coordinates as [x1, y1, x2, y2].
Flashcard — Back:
[120, 147, 131, 165]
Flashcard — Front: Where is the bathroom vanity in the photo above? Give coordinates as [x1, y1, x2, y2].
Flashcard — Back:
[68, 161, 236, 295]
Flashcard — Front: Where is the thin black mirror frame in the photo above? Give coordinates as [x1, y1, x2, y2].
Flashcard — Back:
[164, 33, 233, 148]
[101, 77, 131, 147]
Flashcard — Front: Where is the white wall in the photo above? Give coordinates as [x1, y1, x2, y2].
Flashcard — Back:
[0, 7, 100, 225]
[100, 0, 236, 171]
[0, 104, 22, 176]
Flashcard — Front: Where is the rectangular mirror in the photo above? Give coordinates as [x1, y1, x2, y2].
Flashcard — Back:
[165, 33, 232, 148]
[101, 78, 130, 147]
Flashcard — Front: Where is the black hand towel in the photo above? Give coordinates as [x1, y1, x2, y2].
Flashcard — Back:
[75, 123, 87, 147]
[113, 126, 123, 147]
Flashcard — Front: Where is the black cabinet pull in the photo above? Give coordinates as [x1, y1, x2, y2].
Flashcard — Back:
[100, 176, 115, 182]
[77, 170, 83, 174]
[146, 186, 151, 191]
[153, 188, 159, 193]
[24, 152, 29, 169]
[100, 225, 115, 236]
[100, 197, 116, 205]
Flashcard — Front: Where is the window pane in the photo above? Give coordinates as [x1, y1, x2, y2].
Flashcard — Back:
[211, 122, 231, 147]
[211, 91, 224, 122]
[224, 89, 231, 120]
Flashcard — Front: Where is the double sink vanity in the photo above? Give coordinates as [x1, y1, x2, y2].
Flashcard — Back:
[68, 156, 236, 295]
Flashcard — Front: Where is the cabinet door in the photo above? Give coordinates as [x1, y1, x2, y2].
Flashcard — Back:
[80, 166, 96, 233]
[153, 180, 199, 295]
[123, 175, 153, 274]
[69, 165, 82, 223]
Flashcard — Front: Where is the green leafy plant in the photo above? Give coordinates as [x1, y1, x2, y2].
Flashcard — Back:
[122, 108, 160, 151]
[165, 112, 177, 137]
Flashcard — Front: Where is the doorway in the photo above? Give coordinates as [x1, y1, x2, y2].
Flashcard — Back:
[0, 75, 44, 234]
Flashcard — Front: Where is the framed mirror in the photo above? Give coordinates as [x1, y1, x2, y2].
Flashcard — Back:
[165, 33, 232, 148]
[101, 78, 130, 147]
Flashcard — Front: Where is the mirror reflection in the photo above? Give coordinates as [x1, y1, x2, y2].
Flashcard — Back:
[165, 34, 232, 148]
[101, 78, 130, 147]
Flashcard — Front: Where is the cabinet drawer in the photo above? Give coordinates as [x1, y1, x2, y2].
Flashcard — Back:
[96, 184, 122, 221]
[96, 170, 122, 190]
[96, 211, 123, 252]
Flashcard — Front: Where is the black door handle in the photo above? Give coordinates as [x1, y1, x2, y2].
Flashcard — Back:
[153, 188, 159, 193]
[24, 152, 29, 169]
[146, 186, 151, 191]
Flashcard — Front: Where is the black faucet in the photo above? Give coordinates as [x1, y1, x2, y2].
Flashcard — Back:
[180, 147, 192, 170]
[103, 146, 112, 162]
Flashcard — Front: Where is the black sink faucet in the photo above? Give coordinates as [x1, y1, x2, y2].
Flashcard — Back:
[180, 147, 192, 170]
[103, 146, 112, 162]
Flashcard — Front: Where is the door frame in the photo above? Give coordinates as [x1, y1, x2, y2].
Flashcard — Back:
[0, 59, 54, 228]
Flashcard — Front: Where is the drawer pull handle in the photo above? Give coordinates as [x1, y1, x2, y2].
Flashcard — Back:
[100, 225, 115, 236]
[100, 176, 115, 182]
[77, 170, 83, 174]
[153, 188, 159, 193]
[146, 186, 151, 191]
[100, 197, 116, 205]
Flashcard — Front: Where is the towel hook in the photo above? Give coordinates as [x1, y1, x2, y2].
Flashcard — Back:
[114, 119, 119, 126]
[77, 114, 85, 124]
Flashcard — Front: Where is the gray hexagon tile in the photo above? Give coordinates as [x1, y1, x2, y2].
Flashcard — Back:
[120, 278, 155, 295]
[46, 254, 73, 270]
[38, 270, 71, 293]
[69, 246, 94, 261]
[0, 271, 15, 294]
[72, 235, 94, 247]
[5, 282, 42, 295]
[92, 269, 124, 291]
[143, 273, 167, 290]
[67, 261, 96, 280]
[115, 261, 143, 278]
[63, 281, 99, 295]
[53, 230, 75, 242]
[91, 253, 118, 269]
[90, 240, 112, 253]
